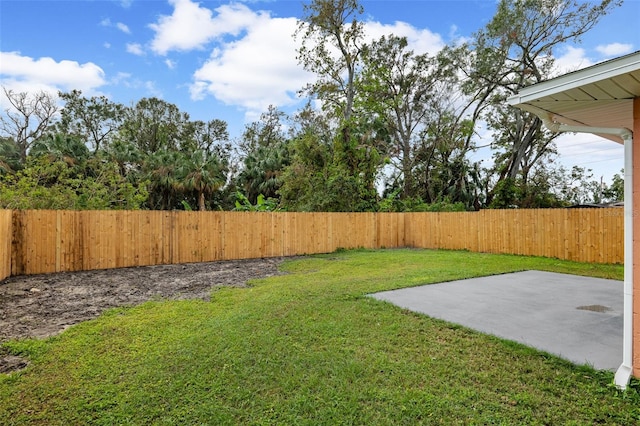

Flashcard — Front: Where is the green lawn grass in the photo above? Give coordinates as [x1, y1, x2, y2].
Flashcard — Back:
[1, 249, 638, 425]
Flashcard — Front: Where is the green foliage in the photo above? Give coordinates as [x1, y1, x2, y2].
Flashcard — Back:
[237, 107, 290, 204]
[295, 0, 365, 121]
[604, 170, 624, 202]
[0, 137, 22, 173]
[280, 119, 382, 212]
[0, 154, 148, 210]
[489, 177, 519, 209]
[458, 0, 622, 206]
[379, 190, 466, 212]
[233, 192, 280, 212]
[0, 0, 624, 212]
[56, 89, 126, 154]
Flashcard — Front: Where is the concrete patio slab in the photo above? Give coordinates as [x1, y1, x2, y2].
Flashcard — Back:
[370, 270, 622, 371]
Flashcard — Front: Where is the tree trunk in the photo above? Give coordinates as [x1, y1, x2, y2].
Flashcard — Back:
[198, 191, 206, 211]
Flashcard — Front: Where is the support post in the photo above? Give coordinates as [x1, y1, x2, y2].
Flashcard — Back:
[614, 129, 634, 388]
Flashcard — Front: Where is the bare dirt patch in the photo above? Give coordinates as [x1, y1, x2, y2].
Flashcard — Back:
[0, 257, 295, 373]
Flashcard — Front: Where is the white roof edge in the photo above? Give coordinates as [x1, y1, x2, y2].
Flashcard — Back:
[507, 51, 640, 106]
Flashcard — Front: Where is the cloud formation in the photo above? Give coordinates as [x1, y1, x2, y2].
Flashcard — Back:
[126, 43, 145, 56]
[190, 14, 311, 114]
[116, 22, 131, 34]
[177, 0, 446, 118]
[552, 46, 593, 75]
[100, 18, 131, 34]
[596, 43, 633, 57]
[149, 1, 260, 55]
[0, 51, 106, 95]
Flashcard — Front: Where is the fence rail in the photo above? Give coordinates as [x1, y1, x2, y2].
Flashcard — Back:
[0, 208, 624, 280]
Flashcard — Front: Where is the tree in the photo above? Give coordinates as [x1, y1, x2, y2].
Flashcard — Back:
[143, 150, 183, 210]
[0, 137, 21, 173]
[603, 170, 624, 202]
[178, 150, 227, 211]
[238, 105, 287, 155]
[119, 97, 190, 155]
[295, 0, 365, 122]
[294, 0, 388, 212]
[358, 35, 454, 200]
[186, 119, 229, 153]
[0, 145, 148, 210]
[279, 115, 381, 212]
[0, 87, 58, 162]
[458, 0, 621, 205]
[279, 111, 333, 211]
[56, 90, 126, 154]
[105, 138, 142, 180]
[237, 106, 290, 204]
[30, 133, 90, 166]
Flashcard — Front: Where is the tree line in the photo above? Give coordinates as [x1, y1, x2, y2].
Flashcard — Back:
[0, 0, 624, 212]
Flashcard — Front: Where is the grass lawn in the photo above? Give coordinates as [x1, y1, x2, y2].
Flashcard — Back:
[1, 248, 639, 425]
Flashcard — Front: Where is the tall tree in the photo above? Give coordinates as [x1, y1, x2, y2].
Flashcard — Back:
[144, 150, 183, 210]
[56, 90, 126, 154]
[295, 0, 364, 122]
[186, 119, 229, 154]
[358, 35, 443, 199]
[237, 106, 290, 204]
[0, 87, 58, 162]
[459, 0, 621, 205]
[119, 97, 190, 155]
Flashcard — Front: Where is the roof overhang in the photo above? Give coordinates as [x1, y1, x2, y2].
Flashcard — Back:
[507, 51, 640, 143]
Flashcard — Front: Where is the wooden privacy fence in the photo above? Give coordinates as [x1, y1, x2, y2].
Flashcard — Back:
[0, 208, 624, 280]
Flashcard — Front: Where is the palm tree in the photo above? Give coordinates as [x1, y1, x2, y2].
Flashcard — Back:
[30, 133, 90, 166]
[0, 137, 22, 173]
[178, 150, 227, 211]
[145, 150, 182, 210]
[106, 138, 142, 179]
[238, 143, 289, 204]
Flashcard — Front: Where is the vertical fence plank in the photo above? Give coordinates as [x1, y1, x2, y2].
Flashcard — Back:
[0, 210, 12, 280]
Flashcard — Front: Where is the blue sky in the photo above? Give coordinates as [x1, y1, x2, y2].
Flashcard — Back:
[1, 0, 639, 182]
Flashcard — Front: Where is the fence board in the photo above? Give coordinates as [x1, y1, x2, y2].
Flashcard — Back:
[0, 210, 11, 280]
[0, 208, 626, 279]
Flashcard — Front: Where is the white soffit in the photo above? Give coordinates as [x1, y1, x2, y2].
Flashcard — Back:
[508, 51, 640, 143]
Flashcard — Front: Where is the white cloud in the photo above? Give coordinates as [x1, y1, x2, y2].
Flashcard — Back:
[100, 18, 131, 34]
[190, 14, 312, 115]
[110, 72, 162, 98]
[116, 22, 131, 34]
[364, 20, 445, 55]
[0, 51, 106, 95]
[551, 43, 633, 77]
[187, 7, 447, 119]
[111, 72, 132, 85]
[126, 43, 145, 56]
[149, 0, 260, 55]
[596, 43, 633, 58]
[552, 46, 593, 76]
[165, 59, 177, 69]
